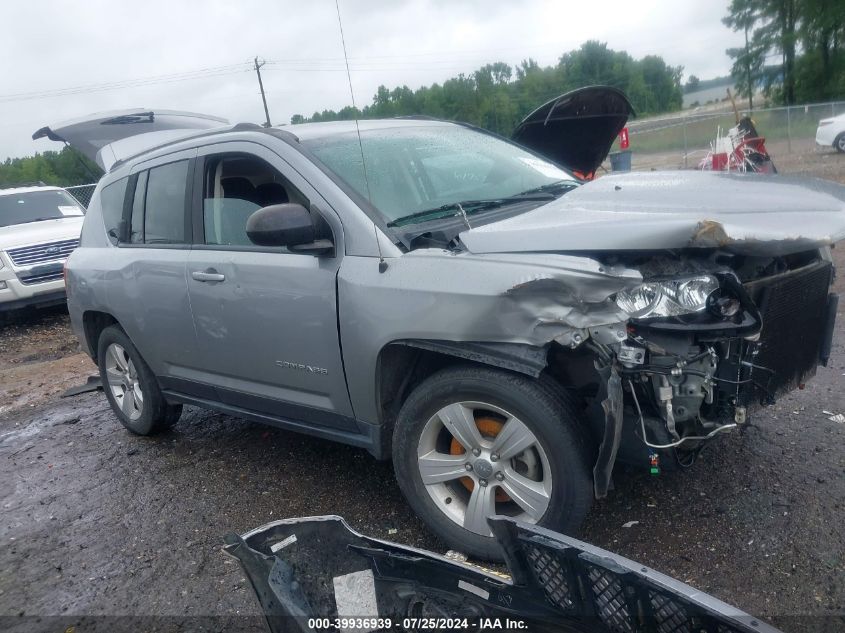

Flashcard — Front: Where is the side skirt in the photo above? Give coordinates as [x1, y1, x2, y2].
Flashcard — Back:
[161, 390, 382, 458]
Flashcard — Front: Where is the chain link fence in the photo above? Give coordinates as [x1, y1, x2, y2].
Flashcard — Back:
[615, 100, 845, 172]
[64, 183, 97, 209]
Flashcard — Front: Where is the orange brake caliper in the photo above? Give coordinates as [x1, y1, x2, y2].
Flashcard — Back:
[450, 416, 511, 502]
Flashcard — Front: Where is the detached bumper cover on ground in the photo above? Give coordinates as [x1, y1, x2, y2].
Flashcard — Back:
[224, 515, 781, 633]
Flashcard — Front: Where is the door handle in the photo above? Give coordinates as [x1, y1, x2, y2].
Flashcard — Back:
[191, 269, 225, 282]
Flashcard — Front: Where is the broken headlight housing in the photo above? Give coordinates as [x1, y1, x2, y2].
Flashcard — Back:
[616, 275, 720, 319]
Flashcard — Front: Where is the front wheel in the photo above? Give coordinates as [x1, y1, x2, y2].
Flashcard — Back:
[392, 366, 592, 560]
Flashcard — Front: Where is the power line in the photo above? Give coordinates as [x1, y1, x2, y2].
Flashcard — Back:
[0, 62, 253, 104]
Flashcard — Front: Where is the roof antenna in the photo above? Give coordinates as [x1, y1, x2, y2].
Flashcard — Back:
[334, 0, 388, 273]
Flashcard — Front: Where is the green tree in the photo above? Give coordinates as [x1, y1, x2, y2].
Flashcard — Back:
[723, 0, 845, 105]
[0, 147, 101, 188]
[685, 75, 701, 92]
[724, 0, 766, 108]
[796, 0, 845, 100]
[290, 42, 684, 130]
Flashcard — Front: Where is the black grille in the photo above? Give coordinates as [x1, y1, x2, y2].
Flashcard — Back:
[7, 238, 78, 267]
[587, 566, 634, 633]
[743, 261, 833, 398]
[650, 590, 694, 633]
[506, 524, 763, 633]
[524, 543, 574, 611]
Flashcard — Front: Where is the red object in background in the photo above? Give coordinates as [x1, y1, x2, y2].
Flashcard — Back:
[711, 153, 728, 170]
[619, 127, 629, 150]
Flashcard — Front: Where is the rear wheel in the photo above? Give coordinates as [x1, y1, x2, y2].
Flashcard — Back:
[392, 366, 592, 560]
[835, 133, 845, 153]
[97, 325, 182, 435]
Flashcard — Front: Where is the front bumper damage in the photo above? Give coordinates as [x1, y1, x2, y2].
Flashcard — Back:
[577, 257, 838, 495]
[224, 515, 783, 633]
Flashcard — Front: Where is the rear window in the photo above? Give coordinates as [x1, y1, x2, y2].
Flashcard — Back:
[99, 178, 128, 244]
[0, 190, 84, 228]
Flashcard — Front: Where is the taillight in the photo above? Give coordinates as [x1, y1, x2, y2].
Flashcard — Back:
[819, 120, 832, 127]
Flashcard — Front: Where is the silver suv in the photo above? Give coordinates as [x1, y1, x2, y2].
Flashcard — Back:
[42, 102, 845, 559]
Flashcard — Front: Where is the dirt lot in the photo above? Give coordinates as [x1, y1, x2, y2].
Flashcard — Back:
[1, 147, 844, 632]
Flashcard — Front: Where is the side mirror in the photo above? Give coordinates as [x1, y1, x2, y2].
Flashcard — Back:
[246, 203, 313, 246]
[246, 204, 333, 255]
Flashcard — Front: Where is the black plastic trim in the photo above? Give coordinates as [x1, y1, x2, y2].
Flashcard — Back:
[394, 339, 550, 377]
[0, 290, 66, 312]
[820, 293, 839, 366]
[160, 389, 379, 455]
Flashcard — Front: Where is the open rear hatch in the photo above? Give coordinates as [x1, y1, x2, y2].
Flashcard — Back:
[511, 85, 635, 178]
[33, 109, 229, 171]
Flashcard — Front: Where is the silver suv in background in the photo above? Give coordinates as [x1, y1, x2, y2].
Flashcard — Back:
[0, 185, 84, 313]
[41, 101, 845, 560]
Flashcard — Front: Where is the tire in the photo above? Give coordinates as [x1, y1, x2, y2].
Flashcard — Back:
[835, 133, 845, 153]
[97, 325, 182, 435]
[392, 365, 592, 560]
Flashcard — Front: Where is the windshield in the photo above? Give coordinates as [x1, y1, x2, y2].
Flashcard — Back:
[303, 124, 576, 223]
[0, 190, 83, 228]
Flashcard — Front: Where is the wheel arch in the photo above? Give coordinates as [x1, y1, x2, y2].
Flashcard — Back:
[373, 340, 550, 442]
[81, 310, 121, 363]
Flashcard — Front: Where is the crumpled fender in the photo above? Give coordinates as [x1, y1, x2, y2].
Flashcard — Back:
[339, 251, 640, 423]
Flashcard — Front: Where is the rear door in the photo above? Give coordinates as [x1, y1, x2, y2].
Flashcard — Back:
[184, 141, 354, 427]
[106, 148, 201, 387]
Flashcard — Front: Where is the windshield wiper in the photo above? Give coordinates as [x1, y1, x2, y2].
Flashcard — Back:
[387, 193, 556, 228]
[517, 179, 580, 196]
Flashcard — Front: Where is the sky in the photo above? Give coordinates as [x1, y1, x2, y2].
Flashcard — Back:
[0, 0, 743, 160]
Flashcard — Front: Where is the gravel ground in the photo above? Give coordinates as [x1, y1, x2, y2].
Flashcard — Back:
[1, 148, 844, 632]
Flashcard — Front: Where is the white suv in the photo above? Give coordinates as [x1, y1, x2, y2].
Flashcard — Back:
[0, 185, 84, 313]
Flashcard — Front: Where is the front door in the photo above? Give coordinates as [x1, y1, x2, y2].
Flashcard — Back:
[185, 141, 354, 428]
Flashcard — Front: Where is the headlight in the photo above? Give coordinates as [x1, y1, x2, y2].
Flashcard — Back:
[616, 275, 720, 318]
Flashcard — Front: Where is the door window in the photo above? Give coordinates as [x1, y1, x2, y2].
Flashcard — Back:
[201, 154, 307, 247]
[144, 161, 189, 244]
[128, 161, 189, 244]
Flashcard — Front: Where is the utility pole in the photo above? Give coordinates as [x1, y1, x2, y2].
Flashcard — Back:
[254, 56, 272, 128]
[744, 25, 753, 112]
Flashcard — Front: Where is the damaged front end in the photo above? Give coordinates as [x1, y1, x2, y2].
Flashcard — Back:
[224, 515, 782, 633]
[565, 248, 838, 494]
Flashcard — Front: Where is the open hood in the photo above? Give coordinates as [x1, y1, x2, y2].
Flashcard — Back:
[33, 109, 229, 171]
[511, 86, 634, 177]
[460, 171, 845, 257]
